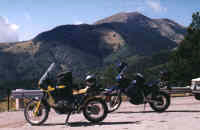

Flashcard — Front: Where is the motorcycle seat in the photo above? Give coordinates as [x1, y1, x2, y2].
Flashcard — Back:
[72, 87, 89, 95]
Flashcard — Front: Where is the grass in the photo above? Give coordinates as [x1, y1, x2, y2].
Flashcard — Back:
[171, 93, 192, 97]
[0, 97, 17, 112]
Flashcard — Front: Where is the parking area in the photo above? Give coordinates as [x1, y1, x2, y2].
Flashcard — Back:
[0, 96, 200, 130]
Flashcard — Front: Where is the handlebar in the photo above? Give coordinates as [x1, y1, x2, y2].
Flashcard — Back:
[116, 62, 128, 81]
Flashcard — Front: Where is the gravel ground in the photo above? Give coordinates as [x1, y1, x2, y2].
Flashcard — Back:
[1, 96, 200, 130]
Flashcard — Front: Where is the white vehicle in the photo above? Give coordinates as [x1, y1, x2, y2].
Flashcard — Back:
[191, 77, 200, 100]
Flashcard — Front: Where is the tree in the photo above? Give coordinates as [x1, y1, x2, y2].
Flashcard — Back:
[190, 12, 200, 30]
[100, 64, 118, 88]
[169, 11, 200, 83]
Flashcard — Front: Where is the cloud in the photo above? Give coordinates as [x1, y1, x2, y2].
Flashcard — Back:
[0, 16, 19, 43]
[10, 24, 19, 30]
[74, 21, 84, 25]
[136, 6, 146, 12]
[146, 0, 167, 13]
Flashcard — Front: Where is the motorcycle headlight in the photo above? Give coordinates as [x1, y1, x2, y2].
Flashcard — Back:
[196, 85, 200, 90]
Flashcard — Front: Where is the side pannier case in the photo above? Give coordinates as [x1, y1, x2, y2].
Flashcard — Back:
[52, 71, 73, 101]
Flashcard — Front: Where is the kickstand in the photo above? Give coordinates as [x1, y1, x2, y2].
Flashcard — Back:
[142, 93, 146, 112]
[65, 111, 72, 126]
[143, 103, 146, 112]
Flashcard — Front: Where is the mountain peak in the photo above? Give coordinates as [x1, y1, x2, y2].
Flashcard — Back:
[94, 11, 150, 24]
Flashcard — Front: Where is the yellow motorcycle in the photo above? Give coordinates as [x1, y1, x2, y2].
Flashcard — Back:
[23, 63, 108, 125]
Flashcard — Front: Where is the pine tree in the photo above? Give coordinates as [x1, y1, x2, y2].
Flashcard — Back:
[169, 11, 200, 83]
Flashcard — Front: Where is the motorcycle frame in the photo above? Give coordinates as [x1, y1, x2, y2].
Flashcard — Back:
[34, 85, 101, 115]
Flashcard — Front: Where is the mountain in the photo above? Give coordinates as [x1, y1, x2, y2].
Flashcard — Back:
[95, 12, 185, 44]
[0, 12, 186, 86]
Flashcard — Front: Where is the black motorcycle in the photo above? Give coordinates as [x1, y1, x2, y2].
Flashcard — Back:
[104, 62, 171, 113]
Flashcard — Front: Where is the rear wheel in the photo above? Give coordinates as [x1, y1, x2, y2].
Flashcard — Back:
[149, 91, 170, 112]
[24, 100, 49, 125]
[83, 98, 108, 123]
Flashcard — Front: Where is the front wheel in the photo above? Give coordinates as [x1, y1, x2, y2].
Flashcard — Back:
[149, 91, 170, 112]
[83, 98, 108, 123]
[106, 95, 122, 113]
[24, 100, 49, 125]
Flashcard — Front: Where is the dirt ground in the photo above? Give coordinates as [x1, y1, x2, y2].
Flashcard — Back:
[0, 96, 200, 130]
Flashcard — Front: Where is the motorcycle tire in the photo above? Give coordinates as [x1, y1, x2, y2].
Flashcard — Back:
[194, 94, 200, 100]
[107, 95, 122, 113]
[149, 91, 170, 112]
[24, 100, 49, 125]
[83, 98, 108, 123]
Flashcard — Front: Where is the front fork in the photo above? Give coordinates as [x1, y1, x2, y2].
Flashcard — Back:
[33, 100, 41, 116]
[32, 99, 50, 116]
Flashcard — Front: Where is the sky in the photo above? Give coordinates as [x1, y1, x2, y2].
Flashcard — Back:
[0, 0, 199, 42]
